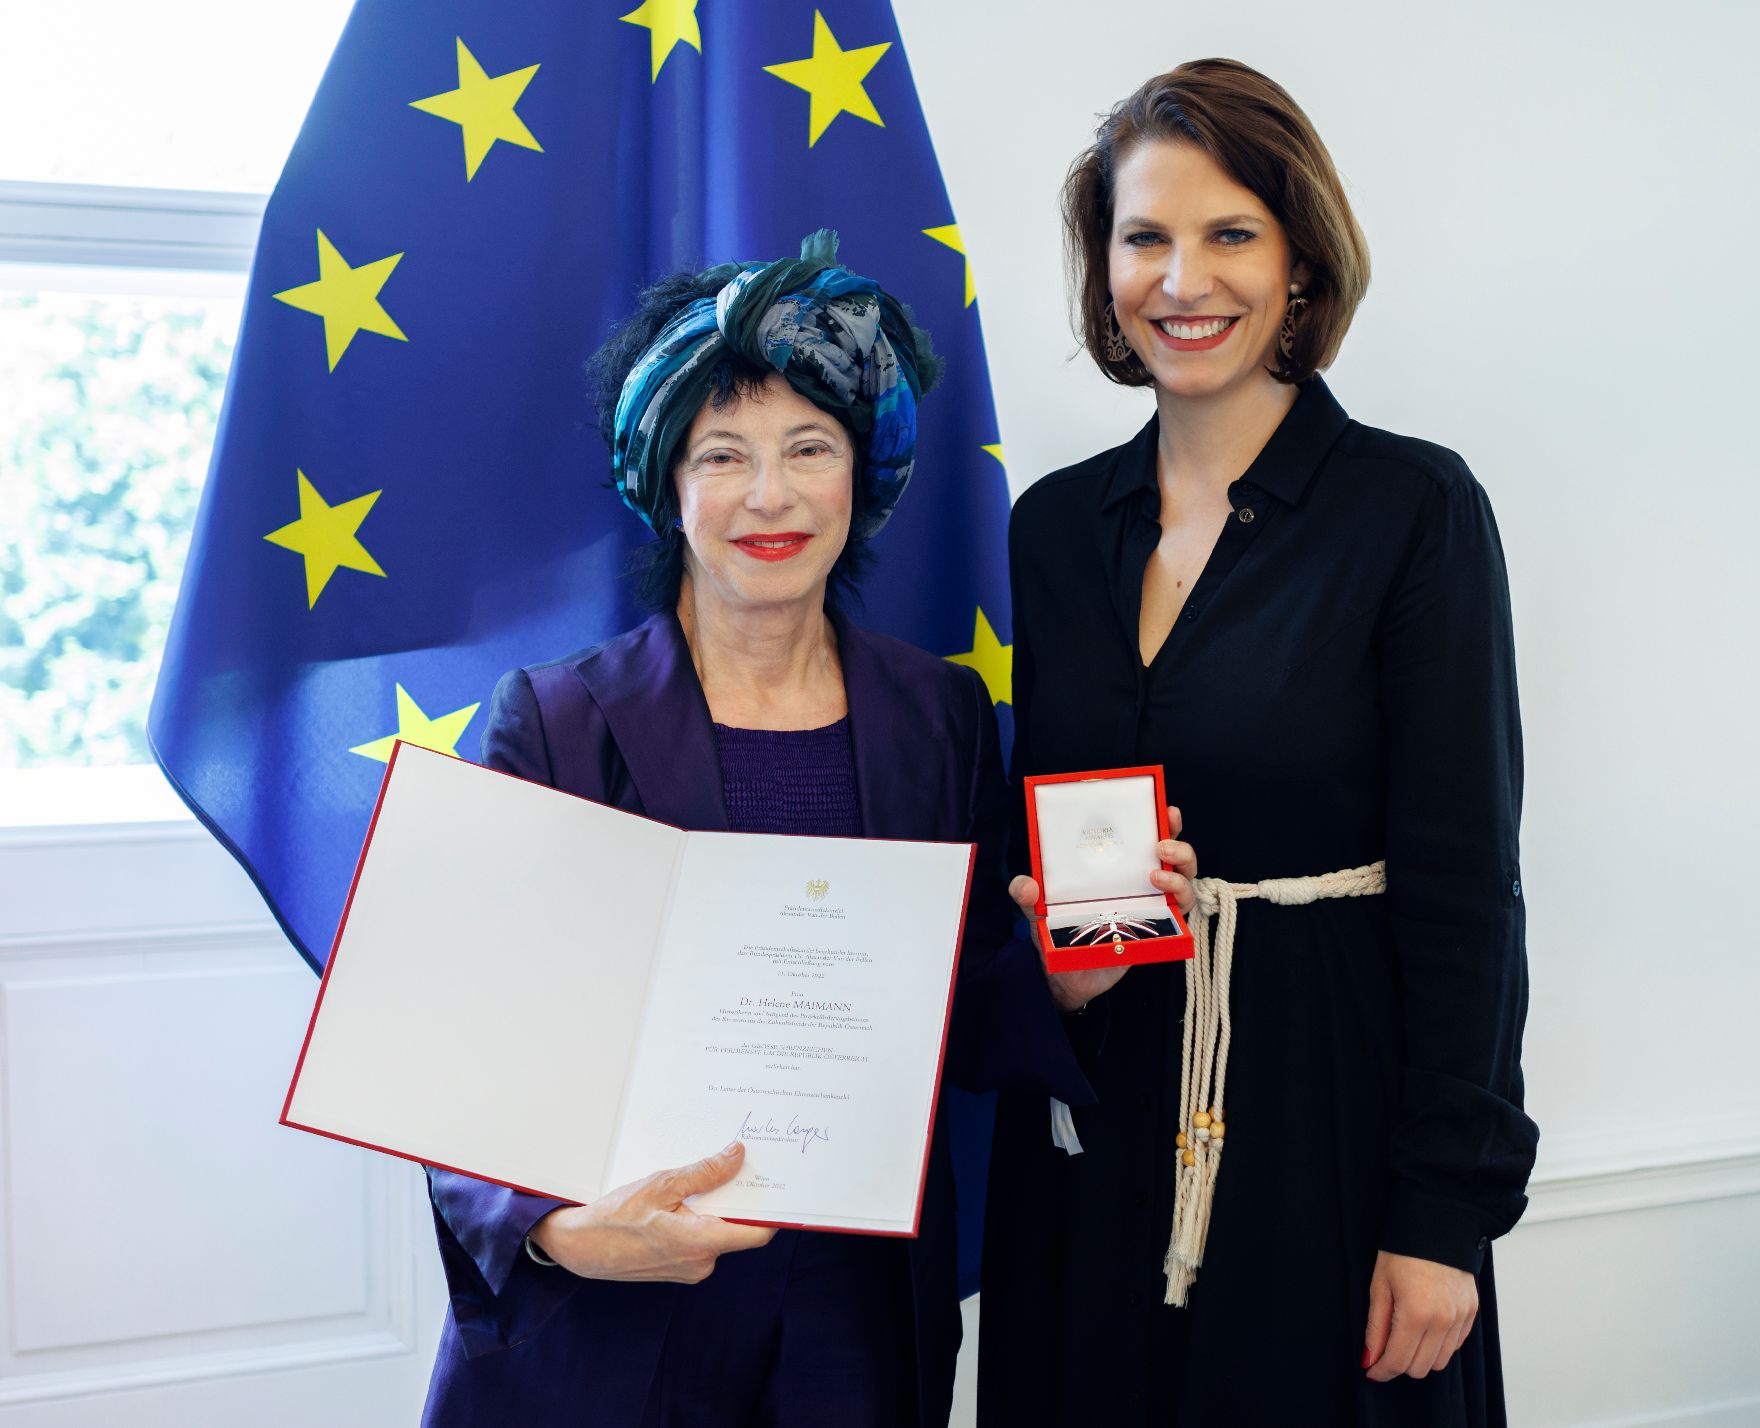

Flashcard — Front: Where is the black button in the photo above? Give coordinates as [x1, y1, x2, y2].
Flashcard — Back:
[1133, 1189, 1150, 1208]
[1137, 1093, 1151, 1111]
[1182, 606, 1200, 622]
[1238, 507, 1255, 523]
[1127, 1290, 1141, 1306]
[1477, 1236, 1490, 1253]
[1512, 879, 1522, 898]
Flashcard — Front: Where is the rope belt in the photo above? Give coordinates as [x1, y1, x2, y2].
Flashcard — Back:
[1162, 860, 1386, 1305]
[1047, 865, 1390, 1293]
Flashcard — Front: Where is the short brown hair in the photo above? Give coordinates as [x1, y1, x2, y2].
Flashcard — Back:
[1065, 58, 1370, 386]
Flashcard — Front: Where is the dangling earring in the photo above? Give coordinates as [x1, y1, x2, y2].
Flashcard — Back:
[1103, 301, 1131, 364]
[1278, 285, 1309, 363]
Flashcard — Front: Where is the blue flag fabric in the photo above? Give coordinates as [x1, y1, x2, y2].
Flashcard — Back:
[150, 0, 1010, 1293]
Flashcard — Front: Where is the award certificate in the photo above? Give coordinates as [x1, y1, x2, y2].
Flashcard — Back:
[282, 742, 975, 1236]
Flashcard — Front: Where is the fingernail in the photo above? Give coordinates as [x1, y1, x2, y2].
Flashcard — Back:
[1360, 1346, 1374, 1369]
[721, 1139, 742, 1157]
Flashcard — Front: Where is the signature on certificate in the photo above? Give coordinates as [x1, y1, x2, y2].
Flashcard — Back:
[739, 1108, 832, 1153]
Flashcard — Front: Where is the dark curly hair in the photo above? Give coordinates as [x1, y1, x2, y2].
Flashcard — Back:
[587, 270, 875, 611]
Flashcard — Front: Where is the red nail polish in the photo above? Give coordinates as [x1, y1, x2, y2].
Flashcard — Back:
[1361, 1346, 1374, 1369]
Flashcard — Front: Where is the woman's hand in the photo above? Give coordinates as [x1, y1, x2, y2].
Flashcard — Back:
[1153, 806, 1199, 914]
[1014, 806, 1198, 1013]
[1362, 1250, 1479, 1381]
[529, 1140, 776, 1283]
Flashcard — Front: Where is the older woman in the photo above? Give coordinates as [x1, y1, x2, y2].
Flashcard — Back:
[418, 235, 1153, 1427]
[980, 61, 1538, 1426]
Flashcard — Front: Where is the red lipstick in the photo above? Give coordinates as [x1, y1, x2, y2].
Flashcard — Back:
[1151, 316, 1240, 352]
[733, 532, 812, 562]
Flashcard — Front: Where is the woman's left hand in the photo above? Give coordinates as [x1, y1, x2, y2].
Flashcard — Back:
[1362, 1250, 1479, 1381]
[1013, 806, 1199, 1014]
[1153, 805, 1198, 915]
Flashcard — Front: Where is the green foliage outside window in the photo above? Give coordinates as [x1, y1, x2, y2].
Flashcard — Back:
[0, 291, 239, 768]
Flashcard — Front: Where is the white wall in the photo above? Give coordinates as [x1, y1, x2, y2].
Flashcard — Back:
[892, 1, 1760, 1423]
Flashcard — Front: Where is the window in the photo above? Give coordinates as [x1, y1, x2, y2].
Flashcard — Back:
[0, 0, 350, 819]
[1, 269, 243, 771]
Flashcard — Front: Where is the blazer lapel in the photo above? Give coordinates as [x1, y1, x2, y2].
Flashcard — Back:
[835, 610, 945, 842]
[572, 611, 731, 833]
[578, 608, 950, 842]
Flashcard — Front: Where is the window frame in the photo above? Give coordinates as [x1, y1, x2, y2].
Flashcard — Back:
[0, 179, 263, 274]
[0, 179, 264, 827]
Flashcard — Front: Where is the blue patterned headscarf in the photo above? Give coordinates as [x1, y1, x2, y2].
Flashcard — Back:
[610, 231, 940, 538]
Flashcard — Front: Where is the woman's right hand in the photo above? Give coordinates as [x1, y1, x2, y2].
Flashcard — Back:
[1012, 873, 1129, 1011]
[528, 1140, 776, 1283]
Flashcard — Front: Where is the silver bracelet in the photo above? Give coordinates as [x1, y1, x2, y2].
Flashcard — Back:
[524, 1234, 559, 1268]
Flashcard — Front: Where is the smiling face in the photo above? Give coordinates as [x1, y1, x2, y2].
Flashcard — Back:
[1107, 139, 1308, 401]
[673, 372, 854, 617]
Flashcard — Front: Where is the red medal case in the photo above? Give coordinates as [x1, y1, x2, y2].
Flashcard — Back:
[1023, 765, 1194, 972]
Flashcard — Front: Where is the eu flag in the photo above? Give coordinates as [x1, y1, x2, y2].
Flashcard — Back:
[150, 0, 1012, 1290]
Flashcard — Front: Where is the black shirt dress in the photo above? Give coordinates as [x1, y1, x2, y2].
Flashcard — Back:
[977, 377, 1539, 1427]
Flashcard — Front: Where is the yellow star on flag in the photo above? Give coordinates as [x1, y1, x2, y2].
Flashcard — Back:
[763, 11, 890, 147]
[273, 231, 408, 372]
[947, 607, 1013, 706]
[619, 0, 701, 81]
[263, 470, 386, 608]
[350, 684, 482, 763]
[923, 225, 975, 307]
[981, 443, 1005, 467]
[409, 38, 543, 181]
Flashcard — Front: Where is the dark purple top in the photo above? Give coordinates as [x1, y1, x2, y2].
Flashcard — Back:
[712, 718, 862, 837]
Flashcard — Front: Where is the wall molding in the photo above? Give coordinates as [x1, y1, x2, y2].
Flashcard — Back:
[0, 809, 280, 948]
[1534, 1113, 1760, 1183]
[0, 920, 283, 959]
[1521, 1111, 1760, 1225]
[0, 1327, 413, 1408]
[0, 180, 264, 273]
[1523, 1149, 1760, 1226]
[0, 1158, 424, 1407]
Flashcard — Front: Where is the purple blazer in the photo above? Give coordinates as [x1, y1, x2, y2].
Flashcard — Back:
[421, 610, 1092, 1428]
